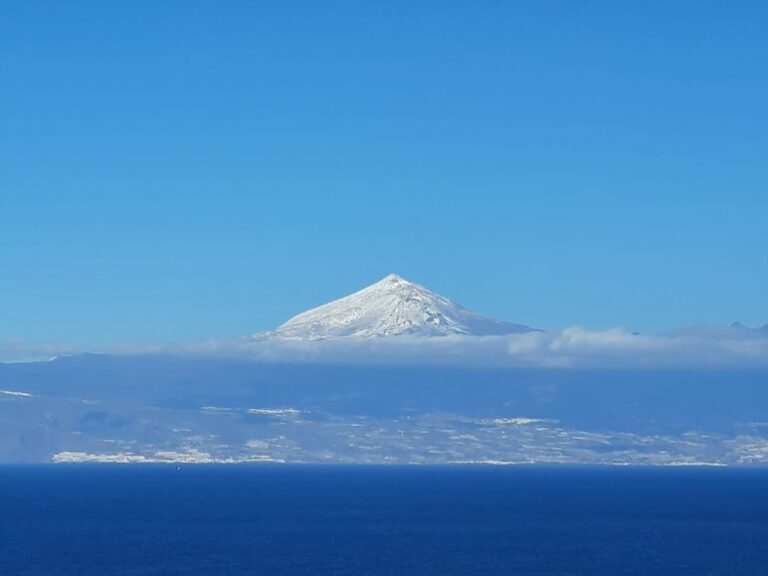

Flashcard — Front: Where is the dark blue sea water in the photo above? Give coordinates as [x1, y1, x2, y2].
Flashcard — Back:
[1, 466, 768, 575]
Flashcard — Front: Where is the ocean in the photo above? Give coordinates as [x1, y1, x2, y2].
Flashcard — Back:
[1, 466, 767, 575]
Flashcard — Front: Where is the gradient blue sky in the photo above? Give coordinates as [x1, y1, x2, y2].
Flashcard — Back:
[2, 1, 767, 347]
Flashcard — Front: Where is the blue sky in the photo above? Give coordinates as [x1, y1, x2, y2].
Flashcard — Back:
[2, 1, 767, 347]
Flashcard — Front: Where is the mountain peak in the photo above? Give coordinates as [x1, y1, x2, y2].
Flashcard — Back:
[379, 273, 407, 284]
[259, 274, 538, 340]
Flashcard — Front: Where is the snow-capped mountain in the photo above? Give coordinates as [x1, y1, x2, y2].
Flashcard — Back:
[259, 274, 538, 340]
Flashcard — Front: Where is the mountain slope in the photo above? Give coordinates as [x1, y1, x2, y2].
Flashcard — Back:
[260, 274, 538, 340]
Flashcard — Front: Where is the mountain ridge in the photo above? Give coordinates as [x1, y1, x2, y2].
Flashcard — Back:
[256, 274, 538, 340]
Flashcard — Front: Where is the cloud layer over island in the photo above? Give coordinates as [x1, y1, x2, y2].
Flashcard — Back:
[7, 324, 766, 369]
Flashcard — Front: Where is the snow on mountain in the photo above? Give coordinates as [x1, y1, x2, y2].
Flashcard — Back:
[258, 274, 538, 340]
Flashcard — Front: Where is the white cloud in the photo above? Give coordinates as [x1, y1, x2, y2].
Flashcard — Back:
[0, 340, 72, 363]
[550, 327, 664, 352]
[5, 325, 768, 369]
[163, 325, 768, 369]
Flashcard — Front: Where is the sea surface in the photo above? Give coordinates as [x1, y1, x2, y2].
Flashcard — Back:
[1, 466, 767, 575]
